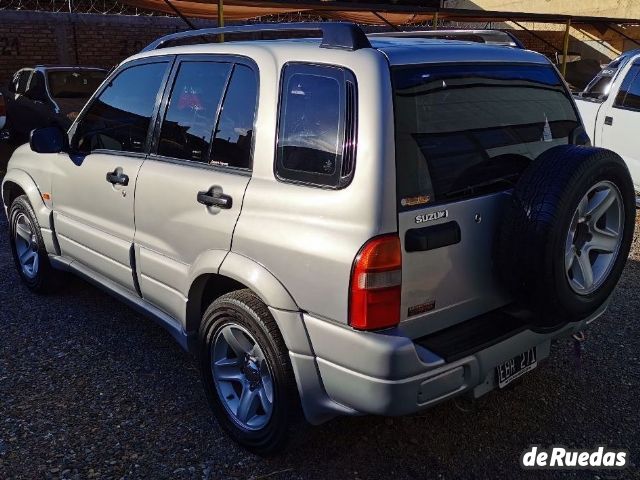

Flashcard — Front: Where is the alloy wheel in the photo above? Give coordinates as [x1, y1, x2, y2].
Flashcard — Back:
[13, 212, 39, 279]
[211, 323, 274, 431]
[565, 180, 624, 295]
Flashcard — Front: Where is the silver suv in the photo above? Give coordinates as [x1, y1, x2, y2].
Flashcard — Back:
[2, 23, 635, 454]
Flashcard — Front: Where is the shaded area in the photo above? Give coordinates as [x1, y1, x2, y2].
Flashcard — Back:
[0, 207, 638, 479]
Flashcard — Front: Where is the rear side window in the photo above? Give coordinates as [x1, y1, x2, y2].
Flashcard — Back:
[158, 61, 232, 163]
[392, 63, 580, 208]
[614, 64, 640, 110]
[72, 62, 169, 155]
[47, 70, 107, 100]
[276, 64, 357, 188]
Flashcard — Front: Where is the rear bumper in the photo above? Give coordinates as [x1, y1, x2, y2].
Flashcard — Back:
[300, 303, 606, 419]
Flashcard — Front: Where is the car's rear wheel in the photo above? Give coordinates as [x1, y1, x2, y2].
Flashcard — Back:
[199, 289, 298, 455]
[496, 145, 635, 327]
[8, 195, 58, 292]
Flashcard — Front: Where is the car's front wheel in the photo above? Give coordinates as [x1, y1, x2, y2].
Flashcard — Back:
[199, 289, 299, 455]
[8, 195, 58, 292]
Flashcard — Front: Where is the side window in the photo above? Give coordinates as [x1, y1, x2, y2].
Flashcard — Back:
[26, 71, 46, 101]
[210, 64, 258, 170]
[275, 64, 356, 188]
[158, 61, 232, 162]
[72, 61, 168, 155]
[15, 70, 32, 94]
[614, 64, 640, 108]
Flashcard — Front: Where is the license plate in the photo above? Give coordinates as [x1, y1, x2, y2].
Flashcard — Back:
[497, 347, 537, 388]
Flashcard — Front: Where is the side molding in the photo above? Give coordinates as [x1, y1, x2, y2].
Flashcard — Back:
[218, 252, 298, 311]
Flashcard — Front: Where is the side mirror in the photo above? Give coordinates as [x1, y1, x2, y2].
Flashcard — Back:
[30, 126, 68, 154]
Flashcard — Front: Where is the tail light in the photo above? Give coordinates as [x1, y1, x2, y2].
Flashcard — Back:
[349, 234, 402, 330]
[0, 94, 5, 117]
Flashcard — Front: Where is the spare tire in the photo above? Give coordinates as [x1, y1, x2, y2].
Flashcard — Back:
[496, 145, 635, 327]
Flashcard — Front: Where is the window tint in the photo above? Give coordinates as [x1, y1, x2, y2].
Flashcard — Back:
[393, 64, 580, 207]
[47, 70, 107, 100]
[276, 64, 353, 187]
[582, 75, 613, 100]
[15, 70, 32, 94]
[614, 64, 640, 108]
[72, 62, 168, 154]
[26, 72, 46, 100]
[158, 61, 231, 162]
[210, 64, 258, 170]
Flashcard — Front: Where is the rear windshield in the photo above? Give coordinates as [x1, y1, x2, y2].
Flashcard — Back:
[392, 63, 580, 208]
[47, 70, 107, 99]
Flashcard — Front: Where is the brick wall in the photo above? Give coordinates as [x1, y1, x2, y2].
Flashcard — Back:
[0, 11, 217, 84]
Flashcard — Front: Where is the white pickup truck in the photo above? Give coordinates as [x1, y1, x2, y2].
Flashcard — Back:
[575, 49, 640, 194]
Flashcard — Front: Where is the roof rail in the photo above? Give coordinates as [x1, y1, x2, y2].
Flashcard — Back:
[142, 22, 372, 53]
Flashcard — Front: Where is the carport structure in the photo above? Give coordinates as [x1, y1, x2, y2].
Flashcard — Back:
[122, 0, 640, 77]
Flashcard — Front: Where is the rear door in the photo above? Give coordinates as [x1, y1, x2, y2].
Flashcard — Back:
[133, 56, 258, 320]
[392, 63, 582, 337]
[599, 61, 640, 190]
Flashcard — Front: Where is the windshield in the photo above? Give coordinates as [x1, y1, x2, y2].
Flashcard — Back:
[582, 75, 613, 99]
[393, 63, 580, 208]
[47, 70, 107, 99]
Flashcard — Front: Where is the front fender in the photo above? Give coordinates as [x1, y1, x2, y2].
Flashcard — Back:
[219, 252, 298, 312]
[2, 168, 50, 226]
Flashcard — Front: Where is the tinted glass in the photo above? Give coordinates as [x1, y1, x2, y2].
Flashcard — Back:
[210, 65, 257, 170]
[613, 65, 640, 107]
[614, 64, 640, 110]
[16, 71, 31, 94]
[26, 71, 47, 100]
[276, 65, 345, 187]
[623, 73, 640, 110]
[582, 75, 613, 99]
[72, 62, 168, 154]
[47, 70, 107, 99]
[158, 61, 231, 162]
[393, 64, 580, 207]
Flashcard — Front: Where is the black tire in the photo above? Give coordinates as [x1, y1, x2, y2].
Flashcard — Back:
[8, 195, 59, 293]
[198, 289, 299, 455]
[496, 145, 635, 327]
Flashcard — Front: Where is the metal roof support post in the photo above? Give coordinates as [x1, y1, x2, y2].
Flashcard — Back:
[606, 23, 640, 48]
[432, 11, 438, 30]
[218, 0, 225, 42]
[512, 20, 562, 54]
[562, 18, 571, 77]
[372, 11, 400, 31]
[163, 0, 196, 30]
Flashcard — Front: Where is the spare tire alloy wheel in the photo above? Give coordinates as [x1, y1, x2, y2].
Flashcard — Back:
[211, 324, 274, 431]
[565, 181, 624, 295]
[13, 212, 40, 279]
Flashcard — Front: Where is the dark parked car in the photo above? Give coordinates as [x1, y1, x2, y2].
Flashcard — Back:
[1, 66, 108, 144]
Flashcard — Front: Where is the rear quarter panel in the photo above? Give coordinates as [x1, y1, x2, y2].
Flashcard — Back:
[232, 46, 398, 324]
